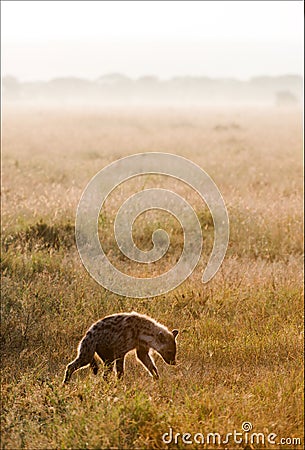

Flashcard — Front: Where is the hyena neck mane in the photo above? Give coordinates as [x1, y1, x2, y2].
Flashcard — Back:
[132, 312, 173, 346]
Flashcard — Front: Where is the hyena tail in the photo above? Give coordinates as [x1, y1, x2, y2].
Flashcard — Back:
[63, 330, 97, 383]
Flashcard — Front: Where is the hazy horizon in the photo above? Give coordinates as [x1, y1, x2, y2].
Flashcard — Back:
[2, 1, 303, 82]
[3, 72, 303, 84]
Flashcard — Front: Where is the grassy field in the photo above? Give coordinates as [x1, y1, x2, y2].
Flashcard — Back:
[1, 105, 303, 449]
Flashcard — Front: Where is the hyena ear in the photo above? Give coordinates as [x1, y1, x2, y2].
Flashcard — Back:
[172, 329, 179, 339]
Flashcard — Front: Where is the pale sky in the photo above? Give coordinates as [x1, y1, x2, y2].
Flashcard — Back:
[1, 1, 303, 81]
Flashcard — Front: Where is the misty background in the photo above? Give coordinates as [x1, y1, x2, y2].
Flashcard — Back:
[2, 1, 303, 107]
[2, 73, 302, 107]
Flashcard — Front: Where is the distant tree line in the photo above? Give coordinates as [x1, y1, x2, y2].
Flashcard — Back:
[3, 74, 302, 106]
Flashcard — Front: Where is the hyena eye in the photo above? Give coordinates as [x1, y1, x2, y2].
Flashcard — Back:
[158, 331, 166, 343]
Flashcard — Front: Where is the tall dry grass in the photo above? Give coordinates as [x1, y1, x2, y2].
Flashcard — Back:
[1, 105, 303, 449]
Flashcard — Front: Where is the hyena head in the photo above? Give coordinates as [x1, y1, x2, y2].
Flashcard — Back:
[156, 329, 179, 365]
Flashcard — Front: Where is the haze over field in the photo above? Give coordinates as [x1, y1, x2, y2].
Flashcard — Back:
[3, 74, 303, 107]
[2, 2, 302, 107]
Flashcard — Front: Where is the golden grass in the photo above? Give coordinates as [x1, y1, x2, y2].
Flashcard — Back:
[1, 105, 303, 449]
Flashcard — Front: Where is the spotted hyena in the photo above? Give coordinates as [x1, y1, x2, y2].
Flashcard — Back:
[63, 312, 178, 383]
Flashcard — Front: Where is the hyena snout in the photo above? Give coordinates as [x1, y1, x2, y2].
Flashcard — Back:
[159, 329, 178, 365]
[165, 354, 176, 365]
[161, 349, 177, 365]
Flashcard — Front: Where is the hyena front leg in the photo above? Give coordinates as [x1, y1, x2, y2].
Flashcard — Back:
[136, 348, 159, 379]
[63, 333, 95, 383]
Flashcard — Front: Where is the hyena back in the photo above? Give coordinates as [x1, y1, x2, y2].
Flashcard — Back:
[63, 312, 178, 383]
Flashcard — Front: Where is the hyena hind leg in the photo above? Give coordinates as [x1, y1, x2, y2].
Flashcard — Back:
[63, 333, 95, 384]
[90, 355, 100, 375]
[102, 359, 115, 380]
[115, 356, 125, 379]
[63, 355, 90, 384]
[95, 349, 115, 380]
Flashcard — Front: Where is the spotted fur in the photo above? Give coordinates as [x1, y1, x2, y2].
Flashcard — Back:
[63, 312, 178, 383]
